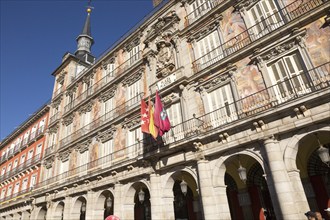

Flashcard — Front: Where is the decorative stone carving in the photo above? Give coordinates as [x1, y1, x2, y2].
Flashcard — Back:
[62, 113, 75, 126]
[124, 34, 142, 52]
[56, 70, 67, 83]
[235, 0, 259, 12]
[187, 20, 220, 42]
[253, 120, 266, 132]
[99, 85, 117, 102]
[44, 156, 55, 169]
[82, 72, 94, 84]
[57, 149, 71, 162]
[101, 57, 116, 70]
[144, 10, 180, 43]
[155, 34, 176, 78]
[51, 97, 62, 108]
[48, 124, 59, 134]
[196, 70, 234, 93]
[76, 138, 92, 153]
[218, 132, 230, 143]
[97, 126, 117, 143]
[162, 92, 180, 105]
[78, 100, 94, 114]
[122, 116, 140, 130]
[122, 67, 144, 86]
[193, 142, 205, 160]
[66, 84, 78, 97]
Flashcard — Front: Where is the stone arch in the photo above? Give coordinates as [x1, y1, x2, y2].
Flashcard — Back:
[122, 180, 151, 220]
[212, 145, 266, 188]
[52, 201, 65, 220]
[70, 196, 87, 220]
[283, 124, 330, 172]
[94, 189, 114, 220]
[35, 206, 47, 220]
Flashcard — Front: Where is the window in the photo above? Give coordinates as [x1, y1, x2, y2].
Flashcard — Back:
[126, 80, 141, 110]
[205, 84, 237, 127]
[21, 178, 28, 191]
[38, 119, 45, 134]
[78, 150, 89, 166]
[104, 62, 115, 79]
[0, 189, 6, 199]
[44, 167, 53, 181]
[7, 163, 12, 172]
[6, 185, 12, 197]
[20, 154, 26, 164]
[36, 144, 42, 157]
[99, 139, 114, 158]
[31, 125, 37, 139]
[194, 30, 223, 69]
[129, 45, 140, 65]
[27, 150, 34, 160]
[13, 182, 20, 194]
[103, 97, 114, 120]
[13, 159, 18, 169]
[189, 0, 213, 21]
[63, 123, 73, 138]
[1, 167, 5, 175]
[268, 52, 309, 102]
[59, 160, 69, 174]
[248, 0, 283, 39]
[80, 111, 91, 129]
[127, 127, 142, 159]
[30, 175, 37, 188]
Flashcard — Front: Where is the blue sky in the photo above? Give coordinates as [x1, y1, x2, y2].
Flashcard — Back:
[0, 0, 155, 140]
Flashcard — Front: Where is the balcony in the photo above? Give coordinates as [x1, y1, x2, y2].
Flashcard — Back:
[0, 187, 32, 205]
[44, 145, 55, 158]
[64, 51, 142, 115]
[49, 112, 60, 126]
[52, 87, 63, 99]
[59, 92, 143, 151]
[36, 126, 45, 137]
[0, 154, 41, 183]
[186, 0, 224, 25]
[192, 0, 325, 73]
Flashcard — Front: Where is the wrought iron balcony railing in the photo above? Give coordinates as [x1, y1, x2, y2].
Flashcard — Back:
[44, 145, 55, 158]
[53, 87, 63, 98]
[49, 112, 60, 125]
[186, 0, 224, 25]
[0, 187, 32, 204]
[59, 92, 143, 150]
[192, 0, 325, 73]
[0, 154, 41, 183]
[64, 51, 142, 114]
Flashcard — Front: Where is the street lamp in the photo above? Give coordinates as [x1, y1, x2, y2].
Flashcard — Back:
[315, 134, 330, 166]
[106, 197, 112, 208]
[180, 180, 188, 196]
[138, 189, 145, 204]
[81, 202, 86, 212]
[237, 162, 247, 183]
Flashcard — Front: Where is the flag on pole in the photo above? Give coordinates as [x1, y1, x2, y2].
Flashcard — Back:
[141, 99, 150, 134]
[148, 97, 158, 139]
[154, 90, 171, 136]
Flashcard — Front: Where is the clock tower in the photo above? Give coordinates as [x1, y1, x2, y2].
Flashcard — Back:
[75, 6, 95, 63]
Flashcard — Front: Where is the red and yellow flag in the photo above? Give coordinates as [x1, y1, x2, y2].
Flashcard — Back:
[141, 99, 150, 134]
[148, 97, 158, 139]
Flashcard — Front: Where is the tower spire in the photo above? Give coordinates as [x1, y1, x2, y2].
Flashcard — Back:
[75, 1, 95, 63]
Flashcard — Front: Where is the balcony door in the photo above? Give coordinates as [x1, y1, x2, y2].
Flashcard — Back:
[268, 52, 310, 103]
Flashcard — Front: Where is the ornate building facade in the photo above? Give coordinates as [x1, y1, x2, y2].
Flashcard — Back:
[0, 104, 49, 219]
[1, 0, 330, 219]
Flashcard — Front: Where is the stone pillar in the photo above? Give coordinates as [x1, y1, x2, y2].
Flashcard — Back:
[287, 169, 310, 216]
[62, 196, 73, 220]
[113, 183, 123, 217]
[197, 159, 225, 219]
[150, 173, 162, 220]
[21, 211, 31, 220]
[214, 185, 231, 220]
[86, 191, 95, 220]
[263, 137, 301, 219]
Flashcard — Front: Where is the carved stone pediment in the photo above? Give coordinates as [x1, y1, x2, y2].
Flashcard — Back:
[76, 138, 92, 153]
[101, 57, 116, 70]
[78, 100, 94, 114]
[51, 96, 62, 108]
[99, 85, 117, 102]
[82, 72, 94, 84]
[62, 113, 75, 126]
[56, 70, 67, 83]
[48, 124, 59, 134]
[155, 33, 176, 78]
[187, 20, 220, 42]
[122, 115, 140, 130]
[66, 84, 78, 97]
[235, 0, 259, 11]
[97, 126, 117, 143]
[44, 156, 55, 169]
[250, 29, 306, 67]
[162, 92, 180, 105]
[57, 150, 71, 162]
[124, 34, 142, 52]
[144, 11, 180, 43]
[122, 67, 144, 86]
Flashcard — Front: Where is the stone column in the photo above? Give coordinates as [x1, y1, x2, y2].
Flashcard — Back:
[86, 190, 95, 220]
[197, 159, 225, 219]
[287, 169, 310, 216]
[62, 196, 72, 220]
[113, 183, 123, 217]
[21, 211, 31, 220]
[150, 173, 163, 220]
[263, 137, 301, 219]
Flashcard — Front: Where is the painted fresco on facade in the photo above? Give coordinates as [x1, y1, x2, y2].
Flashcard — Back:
[235, 58, 268, 113]
[304, 17, 330, 67]
[115, 85, 126, 115]
[221, 8, 247, 43]
[113, 127, 125, 159]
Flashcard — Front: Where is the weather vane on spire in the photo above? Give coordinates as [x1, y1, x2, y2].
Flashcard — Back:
[86, 0, 94, 14]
